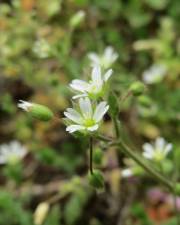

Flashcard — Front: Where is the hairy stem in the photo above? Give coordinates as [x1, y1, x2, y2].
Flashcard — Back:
[172, 145, 180, 225]
[112, 116, 120, 138]
[89, 137, 93, 175]
[116, 139, 173, 191]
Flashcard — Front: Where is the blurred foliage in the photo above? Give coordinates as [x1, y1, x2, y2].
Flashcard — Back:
[0, 0, 179, 224]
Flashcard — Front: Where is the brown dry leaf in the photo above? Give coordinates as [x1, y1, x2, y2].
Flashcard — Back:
[146, 204, 172, 223]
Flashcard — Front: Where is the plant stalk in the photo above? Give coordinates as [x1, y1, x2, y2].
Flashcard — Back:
[89, 137, 93, 175]
[116, 139, 173, 191]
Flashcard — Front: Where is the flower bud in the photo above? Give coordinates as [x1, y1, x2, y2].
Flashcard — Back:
[130, 81, 145, 96]
[69, 10, 85, 28]
[88, 170, 104, 189]
[18, 100, 54, 121]
[137, 95, 152, 107]
[93, 148, 103, 165]
[34, 202, 50, 225]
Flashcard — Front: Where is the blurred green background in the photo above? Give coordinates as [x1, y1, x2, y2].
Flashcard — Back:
[0, 0, 179, 224]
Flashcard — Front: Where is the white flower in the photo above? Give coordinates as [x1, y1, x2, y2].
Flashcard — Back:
[70, 66, 113, 99]
[33, 39, 51, 59]
[142, 64, 167, 84]
[121, 168, 133, 178]
[142, 137, 172, 161]
[18, 100, 33, 111]
[64, 97, 109, 133]
[0, 141, 27, 164]
[88, 46, 118, 69]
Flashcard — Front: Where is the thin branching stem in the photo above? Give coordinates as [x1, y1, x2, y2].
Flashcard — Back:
[89, 137, 93, 175]
[117, 139, 173, 191]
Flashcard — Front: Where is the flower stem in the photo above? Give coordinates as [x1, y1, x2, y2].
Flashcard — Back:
[112, 116, 120, 138]
[116, 139, 173, 191]
[172, 144, 180, 225]
[89, 137, 93, 175]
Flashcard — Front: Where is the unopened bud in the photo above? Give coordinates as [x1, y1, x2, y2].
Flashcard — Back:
[18, 100, 54, 121]
[130, 81, 145, 96]
[93, 148, 103, 165]
[34, 202, 49, 225]
[88, 170, 104, 189]
[69, 10, 85, 28]
[137, 95, 152, 107]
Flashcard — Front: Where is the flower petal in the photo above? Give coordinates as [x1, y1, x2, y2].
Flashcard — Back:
[142, 143, 154, 154]
[143, 151, 154, 159]
[79, 98, 92, 118]
[88, 53, 100, 65]
[164, 143, 173, 155]
[104, 69, 113, 82]
[104, 46, 114, 60]
[18, 100, 32, 111]
[66, 125, 85, 133]
[64, 108, 83, 124]
[87, 124, 99, 131]
[155, 137, 165, 151]
[91, 66, 103, 86]
[70, 79, 89, 93]
[72, 93, 88, 99]
[93, 101, 109, 122]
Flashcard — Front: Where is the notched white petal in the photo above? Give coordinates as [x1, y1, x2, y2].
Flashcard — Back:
[79, 97, 92, 118]
[104, 69, 113, 82]
[142, 143, 154, 154]
[66, 125, 85, 133]
[64, 109, 83, 124]
[91, 66, 102, 86]
[164, 143, 173, 155]
[72, 93, 88, 99]
[87, 124, 99, 131]
[155, 137, 165, 151]
[93, 101, 109, 122]
[70, 79, 89, 92]
[18, 100, 33, 111]
[88, 53, 100, 65]
[143, 152, 153, 159]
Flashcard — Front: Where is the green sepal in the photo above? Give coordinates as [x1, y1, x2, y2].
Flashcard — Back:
[30, 104, 54, 121]
[88, 170, 104, 189]
[130, 81, 145, 96]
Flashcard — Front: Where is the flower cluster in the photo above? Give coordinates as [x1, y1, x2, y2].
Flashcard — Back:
[18, 47, 118, 135]
[65, 65, 112, 134]
[64, 47, 118, 134]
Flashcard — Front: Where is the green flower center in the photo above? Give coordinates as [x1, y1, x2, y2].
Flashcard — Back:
[154, 150, 165, 162]
[84, 118, 95, 127]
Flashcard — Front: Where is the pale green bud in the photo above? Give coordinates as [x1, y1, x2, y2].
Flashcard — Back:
[130, 81, 145, 96]
[69, 10, 85, 28]
[18, 100, 54, 121]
